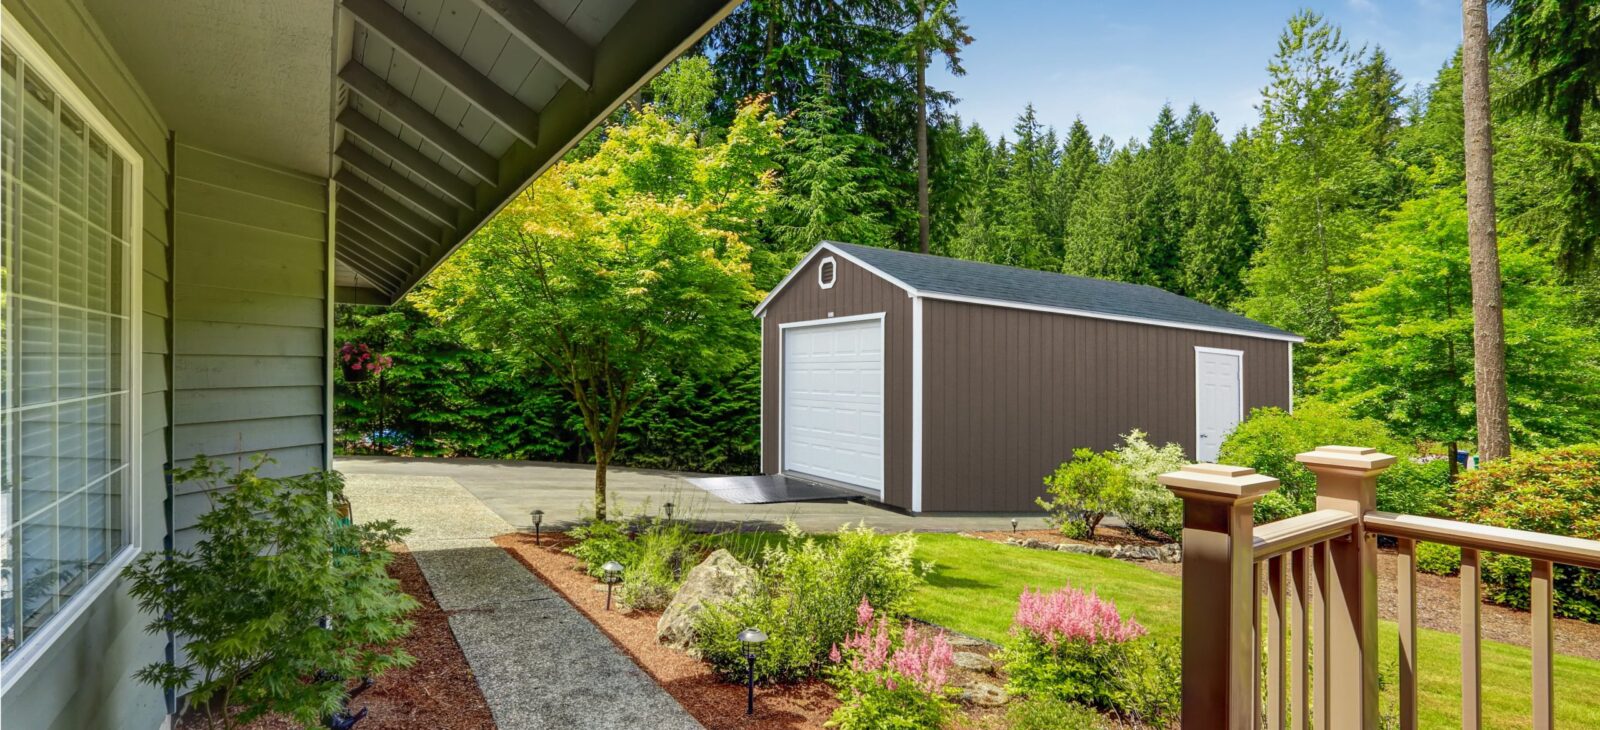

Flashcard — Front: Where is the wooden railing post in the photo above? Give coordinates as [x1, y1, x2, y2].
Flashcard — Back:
[1297, 446, 1396, 730]
[1159, 463, 1281, 730]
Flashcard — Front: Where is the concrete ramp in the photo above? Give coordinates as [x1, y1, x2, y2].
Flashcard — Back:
[685, 473, 867, 505]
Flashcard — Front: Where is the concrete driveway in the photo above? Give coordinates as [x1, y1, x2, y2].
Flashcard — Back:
[336, 456, 1053, 534]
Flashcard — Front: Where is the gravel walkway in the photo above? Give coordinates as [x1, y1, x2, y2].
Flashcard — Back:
[344, 474, 702, 730]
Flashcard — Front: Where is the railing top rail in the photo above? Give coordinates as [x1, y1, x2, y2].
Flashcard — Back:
[1365, 510, 1600, 571]
[1252, 509, 1358, 562]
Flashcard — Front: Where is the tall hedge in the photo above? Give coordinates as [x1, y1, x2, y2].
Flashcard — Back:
[334, 302, 760, 474]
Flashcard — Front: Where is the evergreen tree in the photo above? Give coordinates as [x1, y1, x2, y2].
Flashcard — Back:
[990, 105, 1060, 268]
[1049, 118, 1100, 260]
[772, 90, 898, 252]
[1242, 12, 1384, 347]
[1063, 144, 1147, 282]
[1137, 104, 1187, 290]
[1177, 109, 1258, 306]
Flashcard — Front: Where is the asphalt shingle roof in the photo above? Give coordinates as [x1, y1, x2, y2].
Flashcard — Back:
[823, 241, 1299, 341]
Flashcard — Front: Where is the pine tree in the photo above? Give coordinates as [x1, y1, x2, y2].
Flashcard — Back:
[1063, 144, 1147, 282]
[1177, 109, 1258, 307]
[1138, 104, 1187, 290]
[991, 105, 1060, 268]
[1050, 118, 1101, 259]
[772, 90, 898, 251]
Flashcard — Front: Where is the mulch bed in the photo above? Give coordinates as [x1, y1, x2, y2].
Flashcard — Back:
[493, 531, 838, 730]
[193, 545, 497, 730]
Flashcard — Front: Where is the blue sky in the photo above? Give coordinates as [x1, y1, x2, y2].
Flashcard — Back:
[929, 1, 1471, 144]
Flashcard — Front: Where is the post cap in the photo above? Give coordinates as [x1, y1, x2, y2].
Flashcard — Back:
[1158, 463, 1280, 502]
[1296, 445, 1397, 473]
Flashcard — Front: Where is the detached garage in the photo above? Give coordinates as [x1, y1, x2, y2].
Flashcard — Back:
[754, 241, 1303, 513]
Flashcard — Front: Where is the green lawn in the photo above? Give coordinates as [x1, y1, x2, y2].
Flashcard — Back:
[909, 533, 1600, 729]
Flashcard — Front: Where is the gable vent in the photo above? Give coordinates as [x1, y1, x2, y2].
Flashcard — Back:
[818, 257, 838, 289]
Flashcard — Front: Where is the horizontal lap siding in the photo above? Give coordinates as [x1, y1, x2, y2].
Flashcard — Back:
[172, 142, 328, 552]
[3, 2, 172, 729]
[922, 299, 1290, 513]
[760, 254, 914, 508]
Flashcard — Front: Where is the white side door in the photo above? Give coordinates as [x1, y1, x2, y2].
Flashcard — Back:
[1195, 347, 1243, 463]
[781, 316, 885, 495]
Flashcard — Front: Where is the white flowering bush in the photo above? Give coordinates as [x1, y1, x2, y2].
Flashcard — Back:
[1108, 429, 1187, 541]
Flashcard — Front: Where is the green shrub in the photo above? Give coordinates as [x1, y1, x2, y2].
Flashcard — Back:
[1006, 696, 1104, 730]
[1106, 637, 1182, 725]
[123, 456, 417, 729]
[1453, 445, 1600, 620]
[694, 523, 924, 682]
[1415, 541, 1461, 576]
[1039, 449, 1131, 540]
[1378, 459, 1453, 518]
[565, 517, 641, 579]
[1216, 402, 1434, 522]
[619, 521, 705, 610]
[1107, 429, 1187, 541]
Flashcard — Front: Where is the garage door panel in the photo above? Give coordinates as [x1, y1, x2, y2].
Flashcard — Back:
[782, 318, 884, 494]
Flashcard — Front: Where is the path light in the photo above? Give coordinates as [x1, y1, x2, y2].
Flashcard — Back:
[1011, 517, 1019, 533]
[664, 501, 675, 521]
[737, 627, 767, 715]
[531, 509, 544, 545]
[602, 561, 624, 610]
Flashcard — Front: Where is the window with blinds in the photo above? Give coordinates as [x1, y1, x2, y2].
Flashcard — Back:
[1, 35, 136, 664]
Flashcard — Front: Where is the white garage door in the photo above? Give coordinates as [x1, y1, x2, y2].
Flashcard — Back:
[782, 317, 884, 495]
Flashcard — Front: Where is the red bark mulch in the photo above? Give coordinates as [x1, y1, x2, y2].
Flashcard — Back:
[195, 545, 497, 730]
[493, 531, 838, 730]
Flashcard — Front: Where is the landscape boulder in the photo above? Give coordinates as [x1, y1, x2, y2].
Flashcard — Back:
[656, 549, 760, 650]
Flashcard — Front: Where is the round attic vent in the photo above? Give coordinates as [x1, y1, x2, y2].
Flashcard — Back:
[818, 256, 837, 289]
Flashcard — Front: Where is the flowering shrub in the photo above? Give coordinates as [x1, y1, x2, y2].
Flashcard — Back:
[1453, 445, 1600, 620]
[695, 522, 926, 683]
[825, 598, 956, 730]
[339, 342, 394, 376]
[1107, 430, 1188, 541]
[1038, 449, 1130, 540]
[1000, 585, 1147, 714]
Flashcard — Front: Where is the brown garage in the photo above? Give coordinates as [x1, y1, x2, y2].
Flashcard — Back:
[753, 241, 1302, 513]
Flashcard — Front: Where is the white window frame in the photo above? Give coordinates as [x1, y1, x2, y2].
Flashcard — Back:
[816, 255, 837, 289]
[1193, 346, 1244, 463]
[1, 8, 144, 692]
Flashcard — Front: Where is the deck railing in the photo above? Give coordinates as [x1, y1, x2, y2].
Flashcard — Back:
[1160, 446, 1600, 730]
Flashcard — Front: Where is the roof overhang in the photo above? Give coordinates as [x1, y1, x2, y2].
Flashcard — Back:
[755, 242, 1305, 344]
[88, 0, 747, 305]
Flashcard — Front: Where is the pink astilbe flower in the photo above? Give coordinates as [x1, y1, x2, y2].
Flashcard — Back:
[831, 598, 956, 695]
[1012, 584, 1146, 647]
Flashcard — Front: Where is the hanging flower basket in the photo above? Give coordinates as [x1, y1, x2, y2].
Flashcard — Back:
[339, 342, 393, 383]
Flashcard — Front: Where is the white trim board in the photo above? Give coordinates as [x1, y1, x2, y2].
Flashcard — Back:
[1, 7, 146, 693]
[910, 296, 924, 513]
[775, 312, 888, 499]
[753, 243, 1304, 344]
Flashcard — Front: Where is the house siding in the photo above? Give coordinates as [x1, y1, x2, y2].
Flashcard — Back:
[2, 1, 171, 728]
[760, 253, 914, 509]
[919, 298, 1291, 512]
[171, 142, 330, 553]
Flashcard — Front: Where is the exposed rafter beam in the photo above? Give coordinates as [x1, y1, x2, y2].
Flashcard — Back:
[342, 0, 540, 146]
[334, 169, 445, 243]
[339, 62, 499, 186]
[335, 245, 404, 293]
[468, 0, 594, 91]
[338, 220, 419, 269]
[340, 205, 430, 260]
[335, 283, 391, 306]
[335, 142, 460, 225]
[338, 193, 437, 257]
[338, 109, 477, 209]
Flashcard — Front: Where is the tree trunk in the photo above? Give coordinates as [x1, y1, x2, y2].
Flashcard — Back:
[915, 3, 931, 255]
[593, 452, 609, 521]
[1461, 0, 1512, 462]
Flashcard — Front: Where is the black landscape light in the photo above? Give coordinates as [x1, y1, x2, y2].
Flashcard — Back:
[664, 501, 675, 521]
[737, 627, 767, 715]
[531, 509, 544, 545]
[1011, 517, 1019, 533]
[602, 560, 624, 610]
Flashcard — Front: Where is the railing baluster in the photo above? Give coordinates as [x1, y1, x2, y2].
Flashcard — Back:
[1268, 555, 1287, 729]
[1532, 559, 1554, 730]
[1292, 547, 1310, 729]
[1461, 547, 1482, 729]
[1313, 541, 1330, 730]
[1397, 538, 1418, 730]
[1255, 561, 1265, 728]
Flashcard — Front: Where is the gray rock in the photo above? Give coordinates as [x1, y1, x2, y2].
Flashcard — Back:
[1159, 544, 1183, 563]
[945, 633, 986, 648]
[656, 549, 760, 650]
[952, 651, 993, 673]
[959, 680, 1010, 706]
